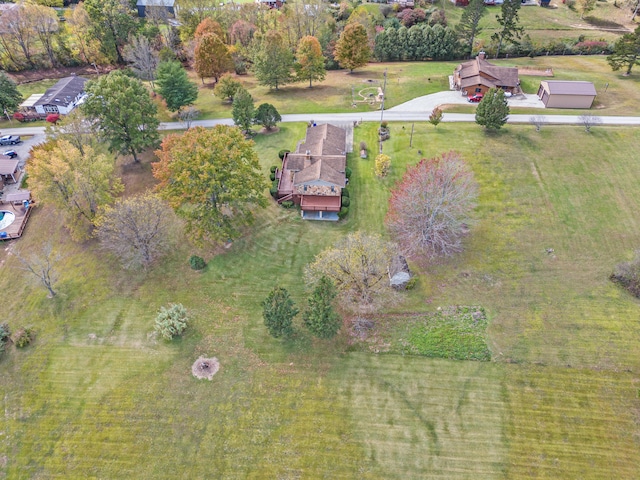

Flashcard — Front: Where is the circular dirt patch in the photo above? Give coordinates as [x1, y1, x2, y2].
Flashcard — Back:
[191, 356, 220, 380]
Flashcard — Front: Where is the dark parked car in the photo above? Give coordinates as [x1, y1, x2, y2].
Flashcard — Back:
[468, 94, 484, 103]
[2, 150, 18, 159]
[0, 135, 21, 145]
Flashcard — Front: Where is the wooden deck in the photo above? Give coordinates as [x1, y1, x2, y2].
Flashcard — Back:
[0, 202, 33, 240]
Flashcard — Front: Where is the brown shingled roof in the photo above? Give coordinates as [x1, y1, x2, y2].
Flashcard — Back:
[455, 57, 519, 89]
[297, 124, 346, 156]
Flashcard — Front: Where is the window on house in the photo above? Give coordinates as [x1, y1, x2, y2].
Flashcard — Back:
[475, 88, 482, 93]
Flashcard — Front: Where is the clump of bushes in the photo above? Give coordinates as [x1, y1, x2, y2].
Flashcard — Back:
[281, 200, 294, 208]
[0, 323, 10, 355]
[13, 327, 34, 348]
[338, 206, 349, 219]
[155, 303, 189, 340]
[270, 165, 278, 173]
[341, 196, 350, 207]
[278, 149, 290, 160]
[345, 167, 352, 179]
[342, 188, 349, 198]
[610, 251, 640, 298]
[270, 184, 279, 197]
[189, 255, 206, 271]
[270, 172, 276, 181]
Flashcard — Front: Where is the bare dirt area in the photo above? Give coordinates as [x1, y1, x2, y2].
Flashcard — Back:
[118, 149, 159, 197]
[518, 67, 554, 76]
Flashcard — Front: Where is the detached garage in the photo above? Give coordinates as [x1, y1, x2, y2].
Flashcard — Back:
[537, 81, 597, 109]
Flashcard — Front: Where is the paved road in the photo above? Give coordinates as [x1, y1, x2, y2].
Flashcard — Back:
[2, 90, 639, 136]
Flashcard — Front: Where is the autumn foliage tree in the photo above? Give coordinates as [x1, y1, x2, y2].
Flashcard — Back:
[306, 232, 396, 305]
[386, 152, 478, 259]
[295, 35, 326, 88]
[194, 32, 232, 84]
[30, 140, 123, 241]
[153, 126, 268, 243]
[334, 23, 371, 72]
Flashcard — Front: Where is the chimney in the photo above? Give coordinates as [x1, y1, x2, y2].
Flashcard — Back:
[305, 149, 311, 159]
[478, 51, 486, 60]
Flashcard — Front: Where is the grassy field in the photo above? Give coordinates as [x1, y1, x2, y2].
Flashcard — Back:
[1, 119, 640, 477]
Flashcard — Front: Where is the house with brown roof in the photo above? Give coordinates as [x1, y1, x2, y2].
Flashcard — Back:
[537, 80, 596, 109]
[276, 124, 347, 221]
[453, 53, 519, 96]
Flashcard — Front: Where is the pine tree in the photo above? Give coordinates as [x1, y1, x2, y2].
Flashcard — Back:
[456, 0, 486, 58]
[607, 26, 640, 75]
[475, 88, 510, 131]
[491, 0, 524, 59]
[262, 287, 298, 338]
[303, 277, 341, 339]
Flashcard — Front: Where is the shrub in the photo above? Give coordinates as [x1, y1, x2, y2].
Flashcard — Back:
[359, 141, 367, 151]
[0, 323, 10, 343]
[270, 185, 278, 197]
[154, 303, 189, 340]
[278, 149, 290, 160]
[270, 172, 276, 181]
[610, 251, 640, 298]
[341, 188, 349, 198]
[13, 327, 34, 348]
[46, 113, 60, 124]
[404, 277, 418, 290]
[338, 206, 349, 219]
[345, 167, 352, 179]
[189, 255, 206, 270]
[341, 196, 350, 207]
[270, 165, 278, 173]
[281, 200, 294, 208]
[375, 154, 391, 177]
[380, 120, 388, 128]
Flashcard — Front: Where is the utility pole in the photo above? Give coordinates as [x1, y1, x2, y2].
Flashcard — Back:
[379, 69, 388, 154]
[409, 123, 414, 148]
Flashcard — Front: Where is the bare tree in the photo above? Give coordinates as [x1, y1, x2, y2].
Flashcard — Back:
[14, 243, 61, 298]
[123, 35, 160, 89]
[94, 193, 177, 270]
[530, 115, 546, 132]
[386, 152, 478, 259]
[579, 114, 602, 132]
[178, 106, 199, 129]
[0, 4, 37, 67]
[31, 3, 60, 68]
[45, 110, 97, 156]
[305, 232, 396, 305]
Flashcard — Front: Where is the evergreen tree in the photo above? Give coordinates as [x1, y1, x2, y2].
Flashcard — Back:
[491, 0, 524, 59]
[232, 88, 255, 134]
[607, 26, 640, 75]
[295, 35, 326, 88]
[303, 277, 341, 339]
[334, 23, 371, 72]
[252, 30, 294, 90]
[0, 72, 23, 119]
[262, 287, 298, 339]
[456, 0, 486, 58]
[475, 88, 510, 131]
[156, 60, 199, 112]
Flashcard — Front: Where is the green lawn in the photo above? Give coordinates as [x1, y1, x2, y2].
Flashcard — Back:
[2, 120, 640, 477]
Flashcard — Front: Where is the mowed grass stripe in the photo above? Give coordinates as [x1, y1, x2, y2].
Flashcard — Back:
[506, 366, 640, 478]
[334, 354, 507, 479]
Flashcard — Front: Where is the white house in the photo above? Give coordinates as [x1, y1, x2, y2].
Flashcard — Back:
[34, 76, 88, 115]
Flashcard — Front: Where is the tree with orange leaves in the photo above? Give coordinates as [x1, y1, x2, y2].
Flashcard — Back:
[153, 126, 268, 243]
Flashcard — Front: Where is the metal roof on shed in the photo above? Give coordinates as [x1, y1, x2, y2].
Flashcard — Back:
[543, 81, 596, 96]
